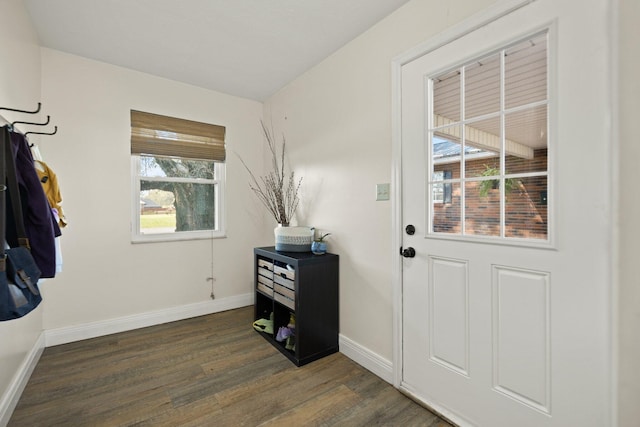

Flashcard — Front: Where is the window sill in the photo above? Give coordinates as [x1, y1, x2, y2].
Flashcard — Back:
[131, 230, 227, 244]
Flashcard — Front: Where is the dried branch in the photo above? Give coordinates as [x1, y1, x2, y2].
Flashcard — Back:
[238, 122, 302, 225]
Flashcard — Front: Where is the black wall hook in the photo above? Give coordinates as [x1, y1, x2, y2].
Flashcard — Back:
[0, 102, 41, 115]
[12, 115, 50, 128]
[0, 103, 58, 137]
[25, 126, 57, 137]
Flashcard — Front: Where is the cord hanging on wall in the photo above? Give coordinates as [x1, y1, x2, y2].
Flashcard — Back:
[207, 227, 216, 300]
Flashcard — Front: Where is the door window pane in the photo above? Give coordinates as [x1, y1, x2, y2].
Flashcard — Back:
[505, 34, 548, 110]
[464, 53, 500, 119]
[464, 181, 500, 237]
[433, 69, 461, 123]
[505, 176, 548, 239]
[432, 182, 461, 234]
[464, 116, 501, 179]
[504, 105, 548, 174]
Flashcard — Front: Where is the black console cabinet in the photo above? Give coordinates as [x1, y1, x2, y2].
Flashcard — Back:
[253, 246, 339, 366]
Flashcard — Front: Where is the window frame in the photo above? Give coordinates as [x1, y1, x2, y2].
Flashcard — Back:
[426, 29, 552, 247]
[131, 155, 226, 243]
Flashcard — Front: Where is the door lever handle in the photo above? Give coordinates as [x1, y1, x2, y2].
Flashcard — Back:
[400, 247, 416, 258]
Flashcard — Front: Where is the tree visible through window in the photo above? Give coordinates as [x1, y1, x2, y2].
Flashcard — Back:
[131, 111, 226, 241]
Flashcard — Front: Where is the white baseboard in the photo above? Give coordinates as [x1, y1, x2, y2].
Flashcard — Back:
[339, 334, 393, 384]
[0, 332, 45, 427]
[45, 293, 254, 347]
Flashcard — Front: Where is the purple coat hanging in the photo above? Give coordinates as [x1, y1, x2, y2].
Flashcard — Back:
[6, 131, 57, 278]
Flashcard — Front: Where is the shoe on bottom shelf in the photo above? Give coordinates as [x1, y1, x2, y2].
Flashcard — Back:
[252, 313, 274, 334]
[285, 336, 295, 351]
[275, 326, 293, 342]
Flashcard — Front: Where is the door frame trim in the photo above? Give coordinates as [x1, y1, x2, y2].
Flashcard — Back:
[390, 0, 539, 399]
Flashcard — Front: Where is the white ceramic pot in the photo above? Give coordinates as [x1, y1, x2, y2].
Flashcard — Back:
[274, 225, 314, 252]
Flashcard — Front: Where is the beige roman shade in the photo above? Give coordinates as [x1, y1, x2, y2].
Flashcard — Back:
[131, 110, 226, 161]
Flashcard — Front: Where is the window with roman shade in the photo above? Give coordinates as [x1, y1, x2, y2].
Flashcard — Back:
[130, 110, 226, 242]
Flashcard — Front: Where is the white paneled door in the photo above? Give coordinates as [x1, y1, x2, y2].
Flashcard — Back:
[398, 1, 612, 426]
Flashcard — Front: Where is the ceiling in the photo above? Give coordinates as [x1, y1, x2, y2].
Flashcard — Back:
[24, 0, 411, 101]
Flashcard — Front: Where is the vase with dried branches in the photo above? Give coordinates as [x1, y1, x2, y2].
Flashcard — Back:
[239, 122, 313, 251]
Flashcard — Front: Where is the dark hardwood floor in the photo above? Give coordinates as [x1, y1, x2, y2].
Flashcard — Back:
[9, 306, 452, 426]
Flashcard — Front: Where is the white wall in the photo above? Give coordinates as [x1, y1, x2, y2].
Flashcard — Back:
[617, 0, 640, 424]
[263, 0, 495, 362]
[0, 0, 45, 418]
[38, 49, 269, 330]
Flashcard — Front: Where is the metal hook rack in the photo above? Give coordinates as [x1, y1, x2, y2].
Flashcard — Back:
[0, 103, 57, 137]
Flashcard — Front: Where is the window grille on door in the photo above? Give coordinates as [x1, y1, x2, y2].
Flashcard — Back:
[428, 31, 549, 242]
